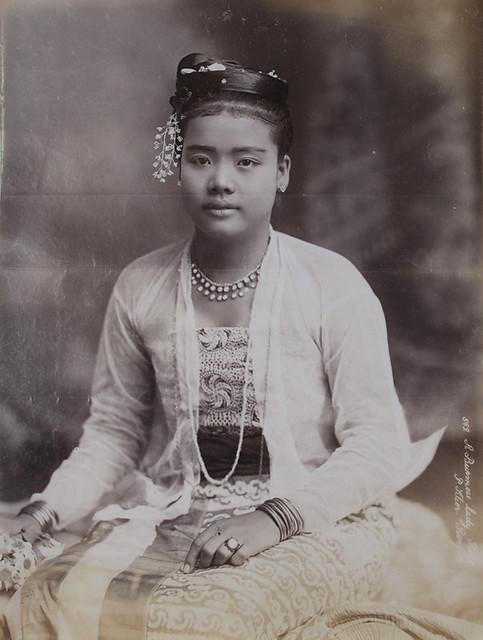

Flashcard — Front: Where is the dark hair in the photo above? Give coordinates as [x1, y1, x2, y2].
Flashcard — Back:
[169, 54, 293, 160]
[179, 91, 293, 160]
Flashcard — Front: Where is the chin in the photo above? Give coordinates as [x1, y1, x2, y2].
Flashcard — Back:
[196, 220, 245, 240]
[190, 209, 270, 241]
[190, 211, 245, 238]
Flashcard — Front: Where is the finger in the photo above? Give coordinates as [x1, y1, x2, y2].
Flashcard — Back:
[0, 517, 40, 544]
[229, 545, 249, 566]
[196, 533, 227, 569]
[18, 527, 38, 544]
[212, 539, 238, 567]
[183, 524, 223, 573]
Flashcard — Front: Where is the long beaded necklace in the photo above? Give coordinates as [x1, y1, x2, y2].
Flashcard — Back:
[187, 240, 274, 485]
[191, 261, 261, 302]
[190, 333, 253, 486]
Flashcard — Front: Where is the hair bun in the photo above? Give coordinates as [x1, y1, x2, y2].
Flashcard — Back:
[176, 53, 215, 74]
[170, 52, 288, 112]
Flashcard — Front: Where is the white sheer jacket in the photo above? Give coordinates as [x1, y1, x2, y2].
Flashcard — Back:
[33, 229, 447, 533]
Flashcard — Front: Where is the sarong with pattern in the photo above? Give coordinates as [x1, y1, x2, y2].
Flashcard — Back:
[3, 327, 399, 638]
[4, 477, 399, 640]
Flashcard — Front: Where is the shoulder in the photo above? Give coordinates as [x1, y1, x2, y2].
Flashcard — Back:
[113, 238, 188, 303]
[276, 231, 374, 300]
[277, 233, 388, 343]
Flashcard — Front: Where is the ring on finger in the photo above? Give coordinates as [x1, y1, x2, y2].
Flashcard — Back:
[224, 537, 242, 553]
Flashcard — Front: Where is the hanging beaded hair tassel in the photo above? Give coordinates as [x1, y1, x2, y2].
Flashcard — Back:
[153, 113, 183, 183]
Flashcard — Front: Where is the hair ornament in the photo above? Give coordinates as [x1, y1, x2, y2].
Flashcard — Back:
[171, 53, 288, 111]
[153, 113, 183, 183]
[153, 53, 289, 184]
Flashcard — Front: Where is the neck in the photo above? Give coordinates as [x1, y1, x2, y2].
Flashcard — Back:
[191, 226, 270, 281]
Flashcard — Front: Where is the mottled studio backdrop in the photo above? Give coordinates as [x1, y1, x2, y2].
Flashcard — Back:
[0, 0, 481, 499]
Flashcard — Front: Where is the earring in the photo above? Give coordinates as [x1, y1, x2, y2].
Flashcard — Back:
[177, 179, 181, 187]
[279, 185, 286, 193]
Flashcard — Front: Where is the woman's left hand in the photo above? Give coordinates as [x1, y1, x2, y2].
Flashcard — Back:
[182, 509, 280, 573]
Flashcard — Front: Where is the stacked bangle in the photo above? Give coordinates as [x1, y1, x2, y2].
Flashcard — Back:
[18, 501, 59, 534]
[256, 497, 304, 542]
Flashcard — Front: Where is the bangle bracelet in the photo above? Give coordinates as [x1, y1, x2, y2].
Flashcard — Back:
[18, 501, 59, 534]
[258, 500, 293, 541]
[256, 497, 304, 542]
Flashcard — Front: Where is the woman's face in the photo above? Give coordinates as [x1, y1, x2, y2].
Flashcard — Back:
[180, 112, 290, 240]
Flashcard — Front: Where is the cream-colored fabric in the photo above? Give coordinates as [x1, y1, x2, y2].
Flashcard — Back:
[4, 490, 398, 639]
[32, 229, 446, 532]
[2, 497, 482, 639]
[146, 504, 398, 639]
[282, 602, 483, 639]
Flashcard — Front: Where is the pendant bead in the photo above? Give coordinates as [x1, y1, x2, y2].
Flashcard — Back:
[188, 236, 271, 487]
[190, 251, 266, 304]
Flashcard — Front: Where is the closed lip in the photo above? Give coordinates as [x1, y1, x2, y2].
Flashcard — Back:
[202, 202, 239, 210]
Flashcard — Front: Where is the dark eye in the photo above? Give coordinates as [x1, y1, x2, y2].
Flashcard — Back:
[190, 156, 210, 166]
[238, 158, 259, 168]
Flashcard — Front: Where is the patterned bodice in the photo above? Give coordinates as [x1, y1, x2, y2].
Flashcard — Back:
[198, 327, 261, 434]
[197, 327, 269, 479]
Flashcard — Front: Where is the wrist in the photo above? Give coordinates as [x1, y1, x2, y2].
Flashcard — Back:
[16, 514, 42, 543]
[255, 497, 304, 542]
[17, 514, 42, 529]
[17, 501, 59, 535]
[250, 508, 281, 541]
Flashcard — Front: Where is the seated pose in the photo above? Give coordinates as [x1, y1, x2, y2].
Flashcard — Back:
[1, 53, 444, 639]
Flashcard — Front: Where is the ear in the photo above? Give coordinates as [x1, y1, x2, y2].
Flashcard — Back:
[277, 154, 291, 192]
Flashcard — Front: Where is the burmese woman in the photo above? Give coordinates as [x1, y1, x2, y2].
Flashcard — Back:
[1, 53, 444, 639]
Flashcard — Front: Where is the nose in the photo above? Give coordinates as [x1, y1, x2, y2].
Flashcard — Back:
[207, 163, 235, 195]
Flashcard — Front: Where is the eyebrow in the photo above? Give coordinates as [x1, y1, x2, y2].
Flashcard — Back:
[185, 145, 267, 153]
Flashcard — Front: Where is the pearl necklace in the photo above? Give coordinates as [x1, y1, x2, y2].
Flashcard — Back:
[191, 261, 261, 302]
[191, 333, 253, 486]
[187, 239, 271, 484]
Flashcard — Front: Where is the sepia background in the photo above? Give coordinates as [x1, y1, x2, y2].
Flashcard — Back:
[0, 0, 481, 538]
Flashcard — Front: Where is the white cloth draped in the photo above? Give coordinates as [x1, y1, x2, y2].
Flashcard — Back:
[32, 228, 446, 532]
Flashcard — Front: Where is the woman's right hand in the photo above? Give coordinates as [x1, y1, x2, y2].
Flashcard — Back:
[0, 514, 43, 545]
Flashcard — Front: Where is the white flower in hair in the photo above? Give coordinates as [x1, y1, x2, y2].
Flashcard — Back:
[206, 63, 227, 71]
[180, 68, 196, 74]
[197, 62, 227, 73]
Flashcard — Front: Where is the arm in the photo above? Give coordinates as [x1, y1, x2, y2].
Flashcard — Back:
[283, 286, 410, 533]
[30, 276, 155, 530]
